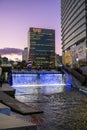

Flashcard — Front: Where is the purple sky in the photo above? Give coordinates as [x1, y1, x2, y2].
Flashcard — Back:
[0, 0, 62, 58]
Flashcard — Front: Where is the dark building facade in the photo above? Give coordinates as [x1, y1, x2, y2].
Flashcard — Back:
[22, 47, 28, 62]
[61, 0, 87, 68]
[28, 27, 55, 69]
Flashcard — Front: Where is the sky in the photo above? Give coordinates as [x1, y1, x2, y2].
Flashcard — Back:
[0, 0, 61, 61]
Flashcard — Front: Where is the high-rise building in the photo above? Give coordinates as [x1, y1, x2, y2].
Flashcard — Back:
[22, 47, 28, 62]
[61, 0, 87, 67]
[28, 27, 55, 69]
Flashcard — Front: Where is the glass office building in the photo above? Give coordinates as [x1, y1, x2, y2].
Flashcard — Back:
[61, 0, 87, 67]
[28, 27, 55, 69]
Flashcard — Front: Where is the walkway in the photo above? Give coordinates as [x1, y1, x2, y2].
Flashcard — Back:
[0, 113, 37, 130]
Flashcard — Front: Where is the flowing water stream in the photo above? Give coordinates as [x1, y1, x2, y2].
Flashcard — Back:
[11, 71, 87, 130]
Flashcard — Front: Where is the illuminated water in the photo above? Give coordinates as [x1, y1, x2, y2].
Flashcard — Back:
[12, 72, 66, 95]
[11, 71, 87, 130]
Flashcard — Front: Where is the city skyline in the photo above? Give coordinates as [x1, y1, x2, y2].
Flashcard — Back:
[0, 0, 61, 61]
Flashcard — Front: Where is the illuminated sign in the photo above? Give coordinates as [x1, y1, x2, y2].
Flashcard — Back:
[77, 42, 86, 60]
[33, 28, 41, 33]
[65, 50, 72, 65]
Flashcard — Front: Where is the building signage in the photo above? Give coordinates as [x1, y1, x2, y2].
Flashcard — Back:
[65, 50, 72, 65]
[77, 42, 86, 60]
[33, 28, 41, 33]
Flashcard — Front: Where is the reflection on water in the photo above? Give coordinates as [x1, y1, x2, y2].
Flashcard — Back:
[12, 72, 87, 130]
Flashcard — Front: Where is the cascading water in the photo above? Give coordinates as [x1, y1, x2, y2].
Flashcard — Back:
[12, 73, 38, 86]
[11, 72, 87, 130]
[12, 73, 65, 86]
[12, 71, 66, 95]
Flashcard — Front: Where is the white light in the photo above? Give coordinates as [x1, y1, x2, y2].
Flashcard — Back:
[12, 83, 66, 88]
[76, 58, 78, 62]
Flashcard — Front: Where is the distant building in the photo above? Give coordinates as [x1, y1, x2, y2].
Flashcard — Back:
[61, 0, 87, 68]
[22, 47, 28, 62]
[28, 27, 55, 69]
[55, 54, 62, 68]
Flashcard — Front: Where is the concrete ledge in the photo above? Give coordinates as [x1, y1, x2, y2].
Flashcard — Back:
[0, 83, 15, 97]
[0, 113, 37, 130]
[0, 103, 10, 115]
[0, 91, 43, 115]
[0, 83, 43, 114]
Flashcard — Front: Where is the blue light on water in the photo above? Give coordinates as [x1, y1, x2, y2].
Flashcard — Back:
[66, 85, 72, 91]
[12, 72, 66, 95]
[63, 72, 72, 92]
[12, 74, 37, 85]
[40, 74, 63, 84]
[12, 73, 65, 86]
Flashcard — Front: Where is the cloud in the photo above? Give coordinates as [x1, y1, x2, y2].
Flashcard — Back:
[0, 48, 23, 55]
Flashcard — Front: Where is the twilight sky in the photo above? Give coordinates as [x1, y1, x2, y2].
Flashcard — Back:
[0, 0, 61, 60]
